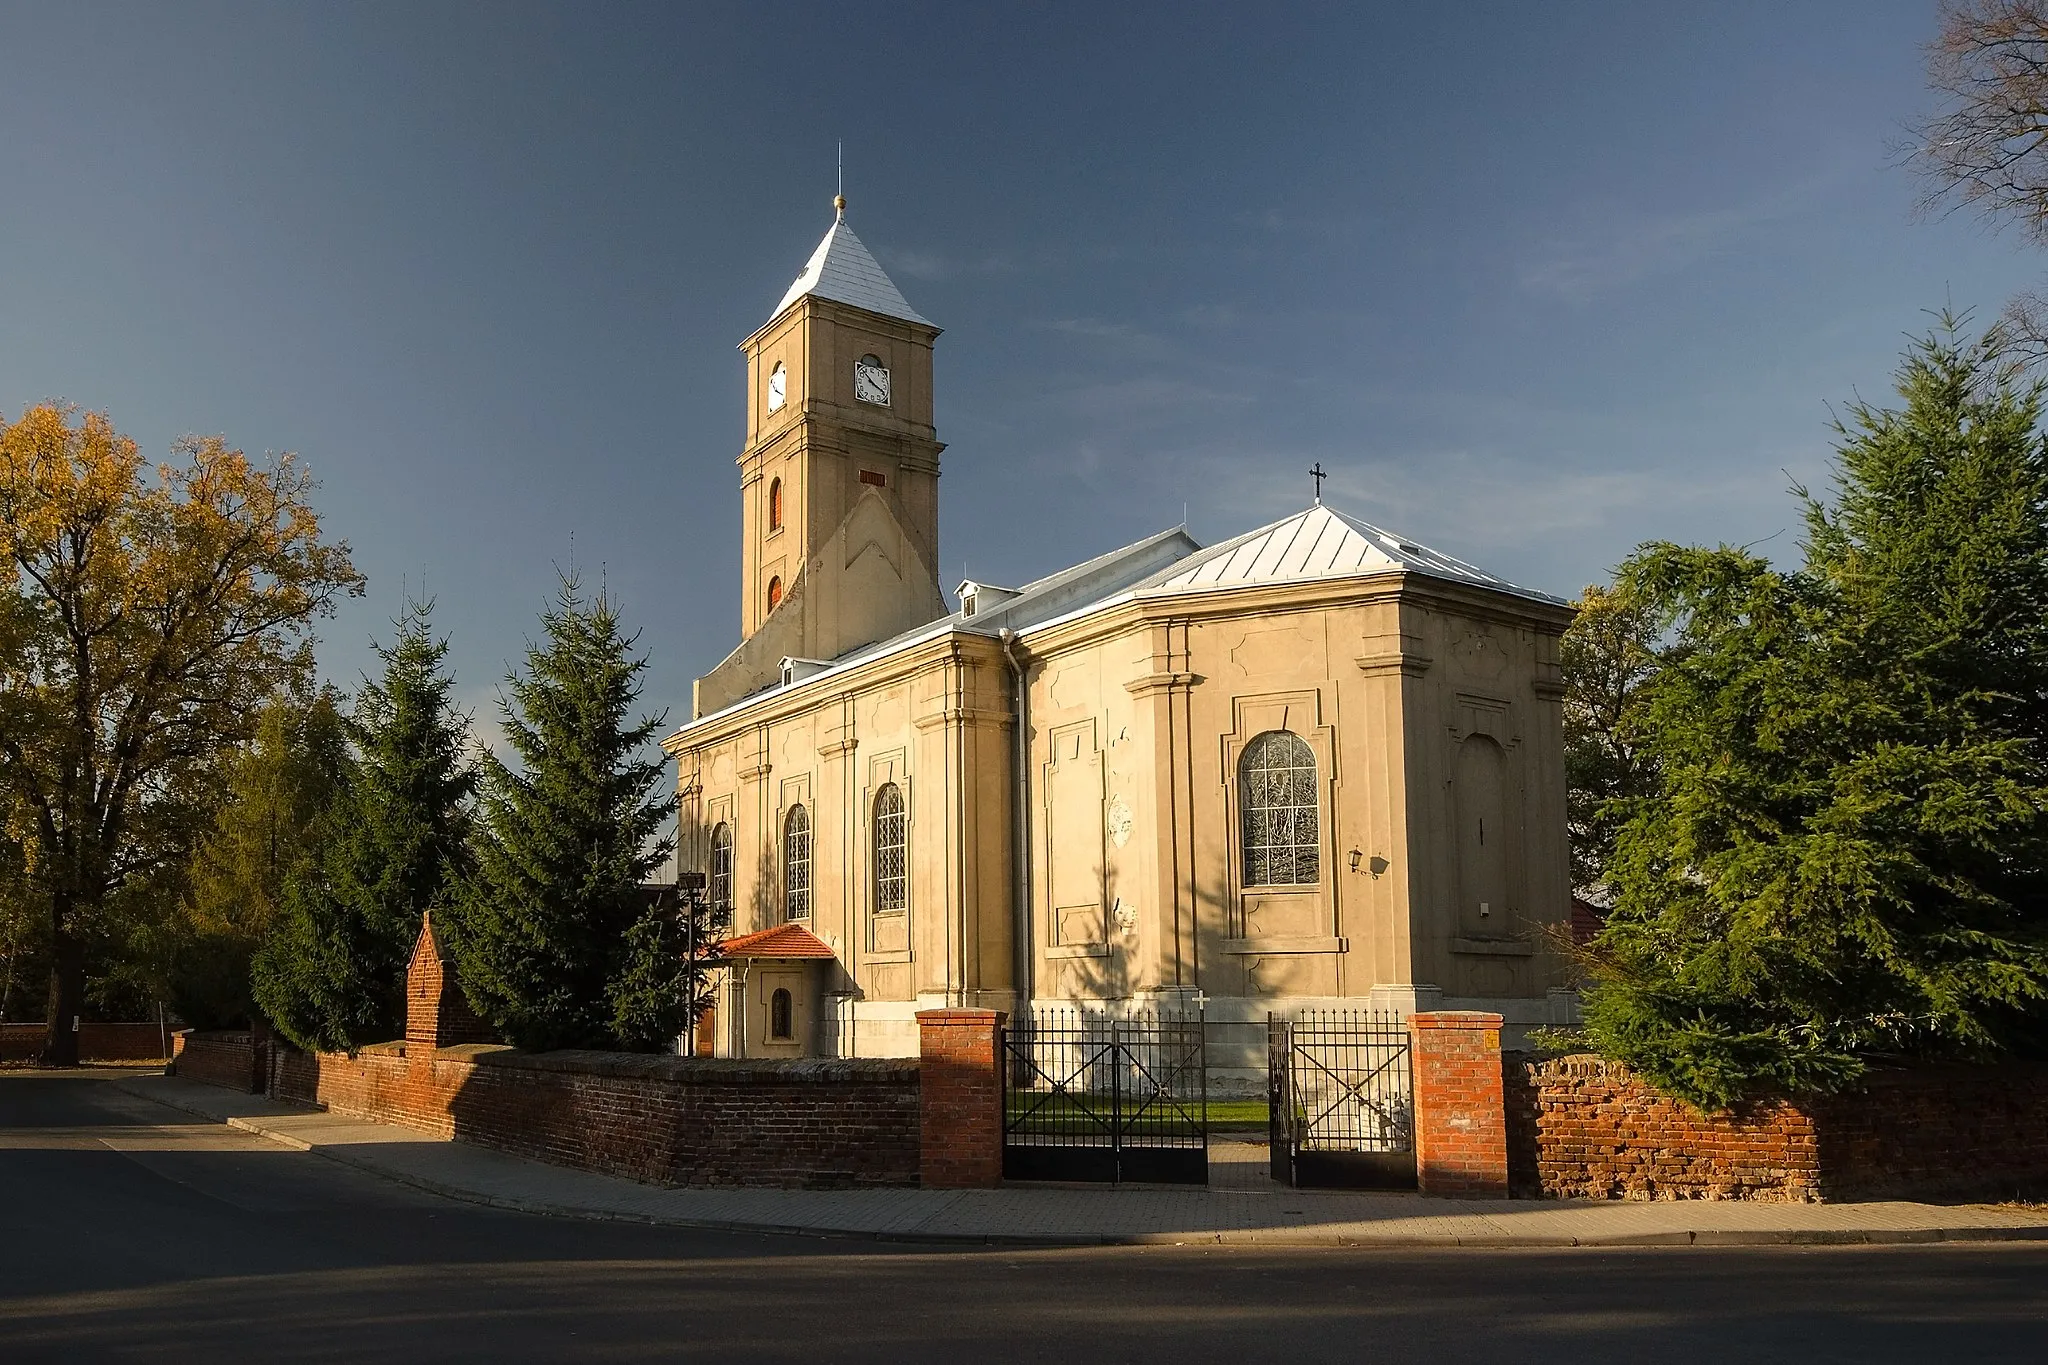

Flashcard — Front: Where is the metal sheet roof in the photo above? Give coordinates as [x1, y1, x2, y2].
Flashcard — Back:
[770, 215, 932, 327]
[1136, 503, 1563, 604]
[670, 503, 1561, 743]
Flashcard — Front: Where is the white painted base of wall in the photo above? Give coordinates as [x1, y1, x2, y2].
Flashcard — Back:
[833, 999, 924, 1060]
[1017, 988, 1580, 1097]
[823, 987, 1582, 1085]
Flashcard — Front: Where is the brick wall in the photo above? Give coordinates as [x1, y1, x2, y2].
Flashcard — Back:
[171, 1030, 267, 1093]
[1811, 1063, 2048, 1201]
[1507, 1054, 1821, 1201]
[1, 1022, 172, 1063]
[267, 1043, 923, 1189]
[1411, 1012, 1509, 1198]
[1508, 1054, 2048, 1202]
[916, 1009, 1003, 1189]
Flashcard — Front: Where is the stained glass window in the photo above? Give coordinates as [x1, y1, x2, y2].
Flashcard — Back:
[1239, 731, 1320, 887]
[873, 783, 907, 913]
[783, 804, 811, 920]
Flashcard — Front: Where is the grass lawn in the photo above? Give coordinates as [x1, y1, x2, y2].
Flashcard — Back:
[1005, 1093, 1270, 1130]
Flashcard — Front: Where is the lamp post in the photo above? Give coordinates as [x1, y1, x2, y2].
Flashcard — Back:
[678, 870, 707, 1055]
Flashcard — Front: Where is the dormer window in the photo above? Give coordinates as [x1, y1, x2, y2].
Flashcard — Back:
[956, 580, 1020, 620]
[780, 657, 830, 687]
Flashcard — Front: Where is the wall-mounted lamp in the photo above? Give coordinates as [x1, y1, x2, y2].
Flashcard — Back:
[1349, 849, 1362, 872]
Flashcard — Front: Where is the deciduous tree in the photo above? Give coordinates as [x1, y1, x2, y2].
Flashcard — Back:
[167, 686, 350, 1029]
[1913, 2, 2048, 353]
[0, 405, 360, 1064]
[1561, 583, 1662, 898]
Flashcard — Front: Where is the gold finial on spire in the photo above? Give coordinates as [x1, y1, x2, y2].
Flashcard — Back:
[834, 193, 846, 221]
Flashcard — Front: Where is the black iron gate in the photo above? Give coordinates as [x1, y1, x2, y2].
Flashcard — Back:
[1269, 1010, 1416, 1189]
[1003, 1008, 1208, 1184]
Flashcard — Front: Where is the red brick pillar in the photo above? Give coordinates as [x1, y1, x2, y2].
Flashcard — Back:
[406, 911, 494, 1048]
[1410, 1011, 1509, 1198]
[917, 1009, 1005, 1188]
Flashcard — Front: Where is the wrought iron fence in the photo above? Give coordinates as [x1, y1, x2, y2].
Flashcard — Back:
[1003, 1007, 1208, 1185]
[1269, 1009, 1416, 1189]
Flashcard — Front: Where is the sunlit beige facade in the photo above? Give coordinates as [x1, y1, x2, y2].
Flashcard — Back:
[664, 203, 1577, 1074]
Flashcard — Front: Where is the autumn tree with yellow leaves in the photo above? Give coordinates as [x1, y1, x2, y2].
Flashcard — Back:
[0, 404, 361, 1065]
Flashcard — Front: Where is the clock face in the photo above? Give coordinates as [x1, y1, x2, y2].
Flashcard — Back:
[854, 356, 891, 406]
[767, 363, 786, 413]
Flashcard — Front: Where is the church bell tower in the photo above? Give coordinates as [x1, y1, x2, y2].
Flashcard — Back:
[694, 196, 947, 717]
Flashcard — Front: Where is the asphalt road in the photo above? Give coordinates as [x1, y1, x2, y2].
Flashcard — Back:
[3, 1072, 2046, 1363]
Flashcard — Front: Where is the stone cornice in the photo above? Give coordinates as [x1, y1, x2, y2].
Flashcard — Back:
[738, 294, 942, 353]
[1355, 650, 1432, 678]
[1015, 571, 1569, 665]
[667, 629, 1008, 753]
[914, 705, 1015, 731]
[1123, 671, 1201, 698]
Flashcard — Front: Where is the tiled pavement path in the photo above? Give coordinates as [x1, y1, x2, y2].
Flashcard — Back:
[110, 1073, 2048, 1248]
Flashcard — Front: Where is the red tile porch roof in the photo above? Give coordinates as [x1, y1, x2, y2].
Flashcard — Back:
[718, 923, 836, 960]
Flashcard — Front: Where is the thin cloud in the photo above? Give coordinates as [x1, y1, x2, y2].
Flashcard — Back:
[883, 247, 1019, 281]
[1518, 205, 1759, 303]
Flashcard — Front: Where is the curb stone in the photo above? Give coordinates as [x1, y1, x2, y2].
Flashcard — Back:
[108, 1076, 2048, 1251]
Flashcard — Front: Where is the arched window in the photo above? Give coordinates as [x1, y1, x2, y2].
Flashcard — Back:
[1239, 731, 1320, 887]
[783, 804, 811, 920]
[873, 783, 907, 913]
[768, 477, 783, 531]
[766, 575, 783, 613]
[708, 822, 733, 918]
[769, 988, 793, 1040]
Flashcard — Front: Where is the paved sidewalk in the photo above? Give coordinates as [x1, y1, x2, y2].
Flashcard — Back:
[114, 1073, 2048, 1249]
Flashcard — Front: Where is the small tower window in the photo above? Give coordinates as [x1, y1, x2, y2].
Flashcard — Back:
[769, 988, 793, 1041]
[767, 361, 786, 414]
[766, 576, 783, 613]
[783, 804, 811, 920]
[768, 477, 783, 532]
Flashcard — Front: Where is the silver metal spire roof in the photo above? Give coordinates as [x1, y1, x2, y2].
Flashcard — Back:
[770, 205, 932, 327]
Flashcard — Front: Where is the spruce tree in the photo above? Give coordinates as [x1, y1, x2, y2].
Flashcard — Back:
[253, 601, 474, 1052]
[452, 574, 674, 1052]
[608, 879, 727, 1052]
[1582, 318, 2048, 1107]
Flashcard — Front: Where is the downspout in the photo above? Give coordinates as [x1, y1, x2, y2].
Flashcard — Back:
[999, 628, 1033, 1015]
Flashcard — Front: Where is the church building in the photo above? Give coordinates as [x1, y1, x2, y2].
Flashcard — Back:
[662, 197, 1577, 1072]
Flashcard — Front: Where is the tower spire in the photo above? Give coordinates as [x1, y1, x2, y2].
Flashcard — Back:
[835, 141, 845, 221]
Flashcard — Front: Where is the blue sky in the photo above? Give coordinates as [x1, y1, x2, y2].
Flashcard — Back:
[0, 2, 2034, 737]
